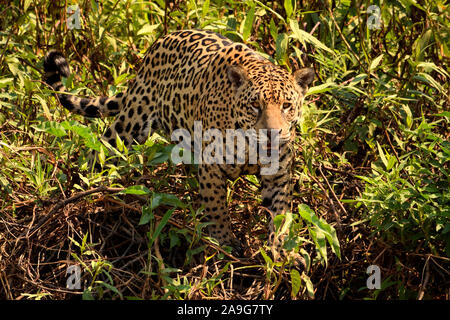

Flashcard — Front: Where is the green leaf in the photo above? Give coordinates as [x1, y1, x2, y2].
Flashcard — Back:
[413, 29, 432, 61]
[82, 290, 95, 300]
[201, 0, 210, 19]
[401, 105, 413, 129]
[318, 220, 341, 259]
[275, 33, 289, 65]
[298, 203, 315, 224]
[300, 248, 311, 272]
[301, 273, 315, 299]
[137, 24, 160, 36]
[290, 269, 301, 297]
[310, 226, 327, 266]
[139, 205, 153, 225]
[149, 145, 174, 165]
[94, 281, 123, 299]
[306, 82, 335, 96]
[0, 77, 13, 88]
[242, 3, 255, 41]
[414, 73, 446, 94]
[416, 62, 450, 78]
[33, 121, 67, 138]
[6, 56, 20, 76]
[369, 54, 383, 71]
[298, 204, 341, 261]
[290, 20, 334, 55]
[35, 95, 51, 120]
[60, 121, 103, 151]
[24, 0, 32, 11]
[139, 192, 184, 225]
[68, 236, 81, 248]
[259, 247, 273, 265]
[269, 18, 278, 41]
[434, 111, 450, 118]
[279, 210, 293, 235]
[377, 141, 388, 168]
[148, 208, 175, 248]
[120, 185, 151, 195]
[151, 192, 185, 209]
[284, 0, 294, 19]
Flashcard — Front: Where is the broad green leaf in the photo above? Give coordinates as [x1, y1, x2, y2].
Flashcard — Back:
[0, 78, 13, 88]
[284, 0, 294, 19]
[151, 192, 185, 209]
[401, 105, 413, 129]
[269, 18, 278, 41]
[33, 121, 67, 137]
[377, 141, 388, 168]
[201, 0, 210, 19]
[148, 208, 175, 248]
[24, 0, 32, 11]
[6, 57, 20, 76]
[259, 247, 273, 265]
[318, 220, 341, 259]
[413, 29, 432, 61]
[94, 281, 123, 299]
[137, 24, 160, 36]
[139, 205, 153, 225]
[275, 33, 288, 65]
[310, 226, 327, 266]
[417, 62, 450, 78]
[139, 192, 184, 225]
[369, 54, 383, 71]
[301, 273, 315, 299]
[35, 95, 52, 120]
[290, 20, 334, 55]
[298, 203, 315, 224]
[149, 145, 174, 165]
[414, 73, 446, 94]
[120, 185, 151, 195]
[298, 204, 341, 260]
[242, 3, 255, 41]
[306, 82, 335, 96]
[290, 269, 301, 297]
[279, 210, 293, 235]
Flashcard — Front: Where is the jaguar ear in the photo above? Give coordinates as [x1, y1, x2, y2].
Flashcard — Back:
[227, 65, 248, 89]
[293, 67, 314, 90]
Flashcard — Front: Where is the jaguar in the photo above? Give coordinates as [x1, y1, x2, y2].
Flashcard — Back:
[44, 29, 314, 253]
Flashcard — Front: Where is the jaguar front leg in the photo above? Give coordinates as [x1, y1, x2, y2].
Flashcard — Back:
[260, 144, 299, 262]
[198, 164, 240, 249]
[261, 170, 293, 243]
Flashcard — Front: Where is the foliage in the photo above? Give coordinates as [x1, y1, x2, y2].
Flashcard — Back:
[0, 0, 448, 300]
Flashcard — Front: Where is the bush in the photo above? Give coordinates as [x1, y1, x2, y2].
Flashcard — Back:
[0, 0, 448, 300]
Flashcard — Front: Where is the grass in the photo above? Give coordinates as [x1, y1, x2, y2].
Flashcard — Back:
[0, 0, 449, 300]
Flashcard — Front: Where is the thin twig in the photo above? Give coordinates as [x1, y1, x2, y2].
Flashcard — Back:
[318, 165, 346, 222]
[325, 5, 367, 75]
[417, 256, 430, 300]
[19, 186, 124, 239]
[307, 172, 342, 232]
[103, 196, 245, 263]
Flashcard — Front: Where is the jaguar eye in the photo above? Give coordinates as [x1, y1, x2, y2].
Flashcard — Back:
[282, 102, 292, 111]
[250, 101, 260, 114]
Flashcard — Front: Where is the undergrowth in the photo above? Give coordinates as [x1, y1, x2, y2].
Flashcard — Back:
[0, 0, 448, 300]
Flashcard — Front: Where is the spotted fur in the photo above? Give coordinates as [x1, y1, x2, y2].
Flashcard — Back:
[44, 29, 314, 250]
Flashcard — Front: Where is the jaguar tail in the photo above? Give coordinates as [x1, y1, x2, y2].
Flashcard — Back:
[43, 50, 123, 117]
